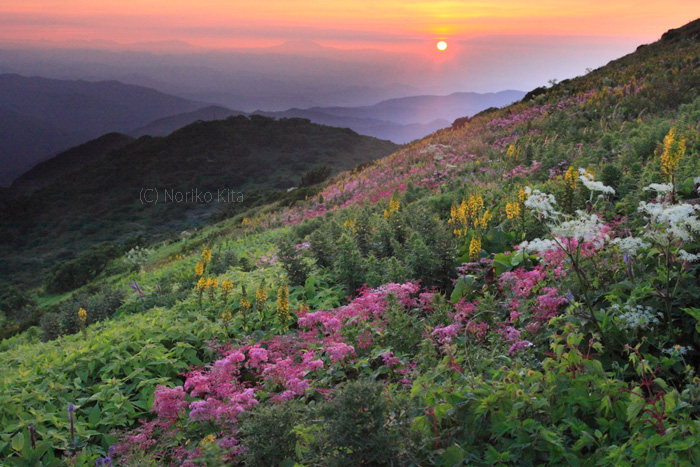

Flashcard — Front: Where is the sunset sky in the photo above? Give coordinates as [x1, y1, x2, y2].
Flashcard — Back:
[2, 1, 698, 50]
[1, 2, 699, 103]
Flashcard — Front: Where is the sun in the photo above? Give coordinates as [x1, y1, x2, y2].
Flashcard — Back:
[437, 41, 447, 51]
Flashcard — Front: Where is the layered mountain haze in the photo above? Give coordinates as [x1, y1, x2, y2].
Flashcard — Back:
[0, 74, 205, 184]
[256, 91, 524, 143]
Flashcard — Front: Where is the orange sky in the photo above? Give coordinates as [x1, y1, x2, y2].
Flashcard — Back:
[1, 1, 699, 51]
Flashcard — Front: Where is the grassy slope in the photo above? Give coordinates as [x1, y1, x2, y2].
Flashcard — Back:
[1, 18, 700, 466]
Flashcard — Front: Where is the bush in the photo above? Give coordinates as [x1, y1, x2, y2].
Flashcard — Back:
[43, 242, 121, 294]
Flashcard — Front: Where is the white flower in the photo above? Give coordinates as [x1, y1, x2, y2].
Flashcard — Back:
[643, 183, 673, 194]
[677, 249, 700, 262]
[524, 188, 559, 218]
[518, 238, 558, 255]
[638, 201, 700, 242]
[578, 167, 594, 180]
[580, 177, 615, 195]
[551, 212, 607, 246]
[611, 236, 649, 255]
[615, 303, 661, 331]
[662, 345, 692, 356]
[694, 176, 700, 185]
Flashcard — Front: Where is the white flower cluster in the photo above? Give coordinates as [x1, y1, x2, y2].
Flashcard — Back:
[677, 249, 700, 262]
[662, 345, 692, 356]
[551, 211, 608, 247]
[581, 178, 616, 195]
[638, 201, 700, 242]
[643, 183, 674, 194]
[523, 187, 559, 219]
[578, 168, 594, 180]
[610, 236, 650, 255]
[694, 176, 700, 185]
[518, 238, 559, 255]
[614, 303, 661, 331]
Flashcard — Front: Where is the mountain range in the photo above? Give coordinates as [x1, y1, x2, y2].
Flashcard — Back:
[0, 73, 523, 186]
[0, 115, 398, 286]
[0, 74, 205, 185]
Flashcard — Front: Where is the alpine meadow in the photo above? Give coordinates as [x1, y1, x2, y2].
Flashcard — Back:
[1, 12, 700, 467]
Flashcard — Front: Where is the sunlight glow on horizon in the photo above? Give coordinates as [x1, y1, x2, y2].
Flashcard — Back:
[1, 1, 698, 52]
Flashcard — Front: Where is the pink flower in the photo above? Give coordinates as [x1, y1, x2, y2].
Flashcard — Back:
[302, 352, 324, 370]
[248, 346, 268, 368]
[502, 326, 521, 342]
[152, 386, 188, 422]
[509, 340, 533, 355]
[286, 377, 310, 395]
[326, 342, 355, 362]
[432, 323, 462, 344]
[381, 352, 400, 368]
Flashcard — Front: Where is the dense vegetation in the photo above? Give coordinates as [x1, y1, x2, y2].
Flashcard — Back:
[0, 115, 397, 295]
[2, 18, 700, 467]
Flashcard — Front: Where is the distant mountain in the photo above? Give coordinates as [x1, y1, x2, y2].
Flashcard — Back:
[0, 115, 399, 284]
[308, 91, 526, 125]
[255, 91, 524, 143]
[130, 105, 246, 137]
[10, 133, 135, 195]
[0, 74, 206, 185]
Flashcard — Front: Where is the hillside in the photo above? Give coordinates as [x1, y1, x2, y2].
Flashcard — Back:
[0, 74, 206, 185]
[0, 115, 398, 290]
[130, 105, 246, 137]
[1, 18, 700, 467]
[10, 133, 135, 196]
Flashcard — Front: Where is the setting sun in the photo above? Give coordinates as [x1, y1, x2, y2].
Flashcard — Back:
[437, 40, 448, 50]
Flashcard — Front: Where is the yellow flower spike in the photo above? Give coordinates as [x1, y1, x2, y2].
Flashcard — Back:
[201, 249, 212, 265]
[518, 188, 529, 203]
[564, 166, 577, 190]
[506, 202, 521, 219]
[194, 262, 204, 277]
[469, 236, 481, 260]
[661, 127, 686, 182]
[276, 285, 290, 329]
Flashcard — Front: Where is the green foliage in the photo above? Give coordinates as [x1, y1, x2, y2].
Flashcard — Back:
[299, 164, 332, 187]
[43, 243, 120, 294]
[0, 305, 220, 462]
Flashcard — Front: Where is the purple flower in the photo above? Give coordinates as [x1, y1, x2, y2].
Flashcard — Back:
[624, 250, 630, 264]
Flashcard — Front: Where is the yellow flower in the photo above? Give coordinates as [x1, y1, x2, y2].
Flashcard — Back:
[564, 166, 577, 190]
[201, 249, 212, 265]
[469, 236, 481, 261]
[518, 188, 529, 203]
[194, 262, 204, 277]
[343, 219, 357, 234]
[256, 283, 267, 310]
[506, 202, 521, 219]
[221, 280, 234, 302]
[196, 277, 207, 293]
[277, 285, 290, 329]
[78, 308, 87, 325]
[661, 127, 685, 182]
[222, 311, 232, 328]
[505, 144, 520, 162]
